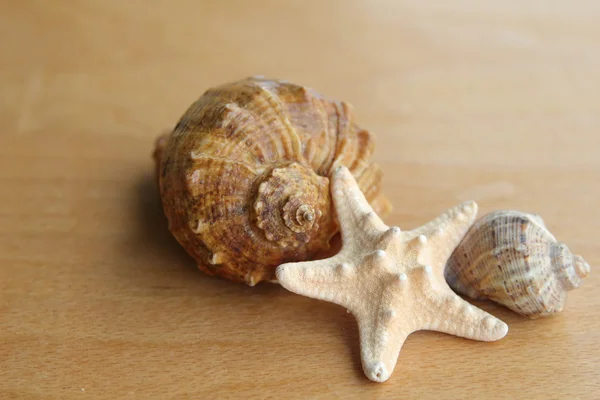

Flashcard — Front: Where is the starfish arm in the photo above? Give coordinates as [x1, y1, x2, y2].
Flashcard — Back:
[276, 258, 355, 307]
[356, 311, 412, 383]
[411, 201, 479, 271]
[423, 291, 508, 342]
[330, 166, 388, 240]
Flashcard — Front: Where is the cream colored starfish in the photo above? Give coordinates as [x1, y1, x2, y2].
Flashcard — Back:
[276, 166, 508, 383]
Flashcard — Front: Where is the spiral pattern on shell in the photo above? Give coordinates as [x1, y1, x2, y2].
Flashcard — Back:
[254, 162, 327, 247]
[154, 76, 391, 286]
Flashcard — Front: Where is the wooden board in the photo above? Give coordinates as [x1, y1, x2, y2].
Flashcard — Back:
[1, 1, 599, 398]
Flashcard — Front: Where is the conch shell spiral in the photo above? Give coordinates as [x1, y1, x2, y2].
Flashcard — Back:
[154, 76, 391, 286]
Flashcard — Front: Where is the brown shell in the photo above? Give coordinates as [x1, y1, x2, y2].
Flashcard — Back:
[154, 76, 392, 286]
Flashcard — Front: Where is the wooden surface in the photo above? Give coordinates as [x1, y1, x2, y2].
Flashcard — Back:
[1, 1, 599, 398]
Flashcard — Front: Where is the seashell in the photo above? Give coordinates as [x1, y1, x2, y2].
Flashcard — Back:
[153, 76, 392, 286]
[444, 210, 591, 318]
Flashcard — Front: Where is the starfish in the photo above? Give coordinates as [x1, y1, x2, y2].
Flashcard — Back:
[276, 166, 508, 383]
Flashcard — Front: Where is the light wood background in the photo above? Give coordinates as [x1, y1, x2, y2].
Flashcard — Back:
[1, 1, 599, 399]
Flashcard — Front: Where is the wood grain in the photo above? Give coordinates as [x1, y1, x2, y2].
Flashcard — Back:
[1, 1, 599, 398]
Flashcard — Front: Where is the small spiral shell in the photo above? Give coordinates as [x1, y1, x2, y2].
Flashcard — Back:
[155, 76, 392, 286]
[254, 162, 327, 248]
[444, 210, 590, 318]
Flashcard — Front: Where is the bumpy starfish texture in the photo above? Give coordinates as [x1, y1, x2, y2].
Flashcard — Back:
[276, 166, 508, 383]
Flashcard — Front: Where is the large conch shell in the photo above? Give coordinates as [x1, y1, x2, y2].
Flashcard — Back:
[444, 210, 590, 318]
[154, 76, 392, 286]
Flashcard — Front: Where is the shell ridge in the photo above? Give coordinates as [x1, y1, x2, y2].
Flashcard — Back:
[309, 95, 337, 174]
[190, 152, 260, 175]
[455, 250, 497, 296]
[253, 80, 303, 161]
[217, 97, 288, 167]
[217, 103, 270, 167]
[349, 128, 376, 178]
[329, 100, 343, 173]
[330, 101, 355, 172]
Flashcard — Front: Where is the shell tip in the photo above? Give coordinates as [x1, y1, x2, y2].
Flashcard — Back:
[575, 255, 591, 278]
